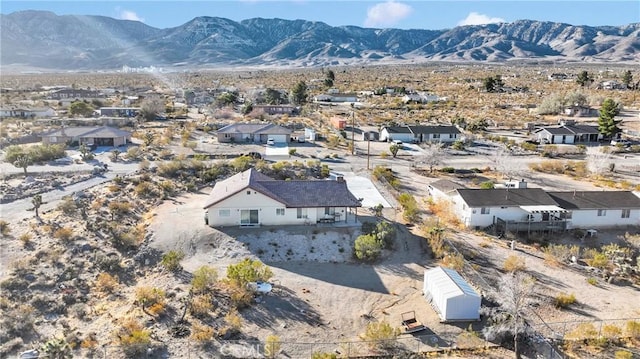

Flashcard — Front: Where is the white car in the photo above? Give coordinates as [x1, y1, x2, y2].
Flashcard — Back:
[266, 138, 275, 145]
[392, 140, 403, 146]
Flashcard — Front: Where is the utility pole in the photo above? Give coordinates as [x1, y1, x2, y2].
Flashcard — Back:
[351, 109, 355, 155]
[367, 134, 371, 170]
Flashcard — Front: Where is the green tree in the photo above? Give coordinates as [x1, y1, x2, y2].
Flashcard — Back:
[216, 92, 237, 107]
[597, 99, 621, 138]
[324, 78, 334, 88]
[577, 70, 593, 87]
[622, 70, 633, 89]
[69, 101, 94, 117]
[326, 69, 335, 82]
[13, 155, 32, 176]
[290, 81, 308, 105]
[140, 96, 165, 121]
[389, 144, 400, 158]
[241, 101, 253, 114]
[483, 75, 503, 93]
[226, 258, 273, 287]
[264, 88, 282, 105]
[191, 266, 218, 294]
[78, 143, 93, 161]
[354, 234, 383, 262]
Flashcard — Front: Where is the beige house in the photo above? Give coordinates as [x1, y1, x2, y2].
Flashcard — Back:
[203, 168, 361, 227]
[40, 126, 131, 147]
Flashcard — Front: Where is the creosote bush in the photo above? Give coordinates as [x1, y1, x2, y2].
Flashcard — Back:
[94, 272, 119, 294]
[53, 227, 74, 242]
[117, 319, 151, 356]
[161, 250, 185, 272]
[503, 255, 526, 273]
[361, 321, 400, 350]
[0, 220, 10, 237]
[555, 292, 576, 309]
[226, 258, 273, 287]
[190, 323, 215, 343]
[191, 266, 218, 294]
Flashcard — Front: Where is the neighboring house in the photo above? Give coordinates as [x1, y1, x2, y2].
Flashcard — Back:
[409, 126, 461, 143]
[330, 116, 347, 130]
[0, 107, 56, 119]
[563, 106, 598, 117]
[313, 93, 358, 103]
[40, 126, 131, 147]
[379, 125, 461, 143]
[428, 179, 466, 203]
[98, 107, 139, 117]
[599, 81, 626, 90]
[548, 191, 640, 229]
[254, 105, 299, 116]
[451, 188, 567, 231]
[48, 88, 103, 100]
[534, 124, 602, 144]
[203, 168, 362, 227]
[379, 126, 414, 143]
[402, 93, 445, 104]
[216, 123, 292, 143]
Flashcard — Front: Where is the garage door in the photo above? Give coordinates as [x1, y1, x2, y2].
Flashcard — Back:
[269, 135, 288, 143]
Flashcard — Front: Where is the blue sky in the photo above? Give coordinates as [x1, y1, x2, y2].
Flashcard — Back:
[2, 1, 639, 30]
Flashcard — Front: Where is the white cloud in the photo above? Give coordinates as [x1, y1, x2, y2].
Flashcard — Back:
[364, 1, 413, 28]
[457, 12, 505, 26]
[117, 8, 145, 22]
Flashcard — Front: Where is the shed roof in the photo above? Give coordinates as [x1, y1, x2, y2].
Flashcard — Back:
[409, 125, 461, 134]
[217, 123, 292, 135]
[424, 267, 480, 299]
[429, 179, 466, 194]
[41, 126, 131, 138]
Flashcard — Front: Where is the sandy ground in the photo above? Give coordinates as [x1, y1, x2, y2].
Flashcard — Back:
[148, 172, 640, 357]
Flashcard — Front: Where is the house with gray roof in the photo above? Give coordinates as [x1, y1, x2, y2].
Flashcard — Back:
[216, 123, 292, 144]
[203, 168, 361, 227]
[428, 179, 466, 203]
[379, 125, 461, 143]
[534, 124, 602, 144]
[40, 126, 131, 147]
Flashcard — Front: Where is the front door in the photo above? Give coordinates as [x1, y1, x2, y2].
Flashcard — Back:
[240, 210, 259, 225]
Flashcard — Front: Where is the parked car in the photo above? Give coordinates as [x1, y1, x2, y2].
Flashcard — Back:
[266, 138, 275, 145]
[611, 139, 631, 147]
[392, 140, 403, 146]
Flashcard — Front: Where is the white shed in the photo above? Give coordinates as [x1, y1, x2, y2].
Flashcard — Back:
[423, 266, 481, 321]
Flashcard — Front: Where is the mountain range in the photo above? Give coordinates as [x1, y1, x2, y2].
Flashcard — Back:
[1, 10, 639, 71]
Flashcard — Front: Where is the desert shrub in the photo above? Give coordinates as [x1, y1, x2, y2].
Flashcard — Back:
[542, 244, 580, 265]
[440, 166, 455, 173]
[117, 319, 151, 356]
[40, 337, 72, 359]
[503, 255, 526, 272]
[520, 142, 538, 152]
[1, 303, 36, 336]
[190, 294, 214, 318]
[232, 156, 252, 172]
[19, 232, 32, 246]
[0, 220, 11, 237]
[223, 309, 242, 335]
[586, 277, 598, 286]
[161, 250, 185, 272]
[602, 324, 622, 342]
[372, 166, 394, 182]
[229, 285, 253, 309]
[134, 181, 156, 198]
[311, 353, 338, 359]
[126, 146, 142, 160]
[4, 144, 66, 163]
[361, 321, 400, 350]
[586, 252, 609, 269]
[157, 160, 185, 178]
[108, 201, 132, 220]
[159, 180, 175, 195]
[136, 286, 166, 309]
[354, 234, 383, 262]
[226, 259, 273, 287]
[441, 252, 465, 271]
[397, 193, 420, 222]
[191, 266, 218, 294]
[190, 323, 215, 343]
[361, 221, 377, 235]
[626, 320, 640, 339]
[53, 227, 74, 242]
[94, 272, 119, 294]
[555, 292, 576, 309]
[264, 335, 282, 359]
[615, 351, 633, 359]
[57, 197, 78, 216]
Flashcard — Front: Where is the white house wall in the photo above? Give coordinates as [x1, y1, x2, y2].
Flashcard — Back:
[565, 209, 640, 229]
[464, 206, 530, 229]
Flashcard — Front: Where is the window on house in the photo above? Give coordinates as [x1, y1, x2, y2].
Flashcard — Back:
[597, 209, 606, 217]
[246, 190, 251, 195]
[276, 208, 285, 216]
[560, 211, 572, 219]
[433, 133, 440, 139]
[621, 209, 630, 218]
[296, 208, 307, 219]
[481, 207, 490, 215]
[219, 209, 230, 217]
